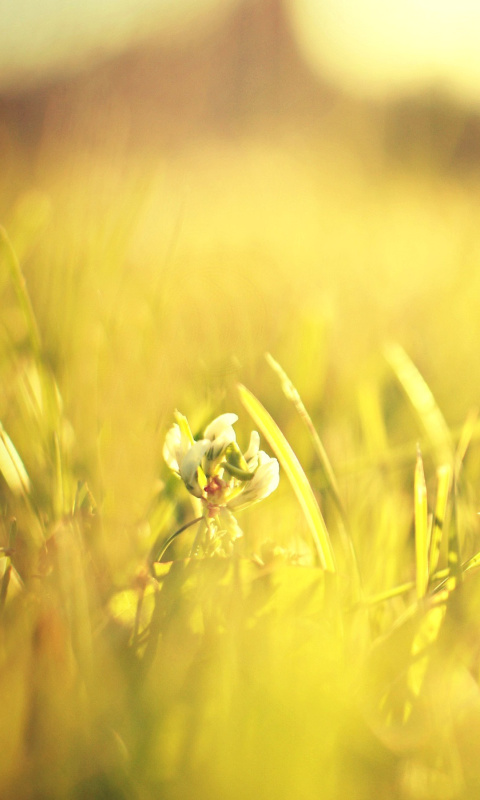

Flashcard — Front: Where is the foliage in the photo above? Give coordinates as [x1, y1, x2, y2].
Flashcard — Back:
[2, 138, 480, 800]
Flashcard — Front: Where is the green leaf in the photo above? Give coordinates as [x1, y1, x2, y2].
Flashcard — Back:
[238, 383, 335, 572]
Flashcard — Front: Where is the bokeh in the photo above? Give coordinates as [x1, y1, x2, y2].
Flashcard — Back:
[2, 2, 480, 798]
[3, 0, 480, 507]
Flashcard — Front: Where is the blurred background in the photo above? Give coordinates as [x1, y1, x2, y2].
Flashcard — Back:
[2, 0, 480, 539]
[4, 4, 480, 799]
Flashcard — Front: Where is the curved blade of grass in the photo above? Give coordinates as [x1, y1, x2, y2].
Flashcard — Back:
[462, 551, 480, 574]
[415, 446, 429, 598]
[434, 410, 476, 589]
[385, 343, 453, 466]
[0, 228, 64, 460]
[455, 407, 478, 469]
[0, 421, 31, 498]
[265, 353, 345, 522]
[441, 410, 477, 588]
[0, 519, 17, 613]
[0, 226, 41, 357]
[448, 476, 462, 585]
[238, 383, 336, 572]
[149, 516, 203, 568]
[429, 464, 451, 575]
[364, 580, 415, 606]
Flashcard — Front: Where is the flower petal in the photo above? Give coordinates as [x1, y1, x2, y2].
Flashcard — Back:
[243, 430, 260, 466]
[228, 455, 279, 510]
[179, 439, 210, 497]
[163, 423, 183, 473]
[203, 413, 238, 441]
[206, 428, 237, 464]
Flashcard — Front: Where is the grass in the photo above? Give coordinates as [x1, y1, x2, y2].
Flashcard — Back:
[2, 125, 480, 799]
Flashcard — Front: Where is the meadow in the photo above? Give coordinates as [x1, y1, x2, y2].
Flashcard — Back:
[2, 113, 480, 799]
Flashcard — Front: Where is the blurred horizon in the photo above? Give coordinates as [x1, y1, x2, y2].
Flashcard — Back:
[3, 0, 480, 104]
[1, 0, 480, 169]
[2, 0, 480, 508]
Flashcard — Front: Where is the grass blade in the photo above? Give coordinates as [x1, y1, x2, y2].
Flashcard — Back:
[448, 476, 462, 585]
[364, 580, 415, 606]
[265, 353, 345, 523]
[443, 409, 477, 588]
[455, 407, 478, 469]
[429, 464, 451, 575]
[415, 446, 429, 599]
[0, 421, 31, 498]
[0, 226, 41, 357]
[238, 383, 336, 572]
[385, 343, 453, 466]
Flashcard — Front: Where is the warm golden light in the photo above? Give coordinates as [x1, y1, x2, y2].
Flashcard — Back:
[286, 0, 480, 102]
[0, 0, 238, 90]
[2, 2, 480, 799]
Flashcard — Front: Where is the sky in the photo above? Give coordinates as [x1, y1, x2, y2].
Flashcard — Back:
[287, 0, 480, 104]
[0, 0, 237, 91]
[1, 0, 480, 104]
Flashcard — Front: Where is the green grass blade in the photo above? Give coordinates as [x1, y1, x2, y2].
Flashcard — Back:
[414, 447, 429, 599]
[265, 353, 345, 522]
[428, 464, 451, 575]
[463, 551, 480, 574]
[0, 421, 31, 498]
[150, 516, 203, 566]
[443, 409, 477, 587]
[0, 519, 15, 612]
[455, 407, 478, 469]
[238, 383, 336, 572]
[364, 580, 415, 606]
[385, 343, 453, 466]
[448, 476, 462, 584]
[0, 226, 42, 358]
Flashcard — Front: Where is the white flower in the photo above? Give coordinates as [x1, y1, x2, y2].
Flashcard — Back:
[203, 413, 238, 468]
[179, 439, 210, 498]
[243, 430, 260, 466]
[163, 410, 279, 513]
[162, 413, 193, 474]
[228, 451, 279, 510]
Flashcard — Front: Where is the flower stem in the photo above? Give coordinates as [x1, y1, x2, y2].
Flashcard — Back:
[190, 517, 208, 557]
[153, 516, 203, 564]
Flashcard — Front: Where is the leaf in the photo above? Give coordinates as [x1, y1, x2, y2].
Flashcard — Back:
[238, 383, 335, 572]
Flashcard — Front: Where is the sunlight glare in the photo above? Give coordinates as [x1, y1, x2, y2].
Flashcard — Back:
[286, 0, 480, 103]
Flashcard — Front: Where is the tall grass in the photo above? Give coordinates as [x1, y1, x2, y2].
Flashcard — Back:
[2, 130, 480, 800]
